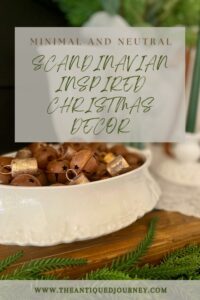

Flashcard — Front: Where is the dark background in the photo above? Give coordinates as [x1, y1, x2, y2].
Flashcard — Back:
[0, 0, 67, 154]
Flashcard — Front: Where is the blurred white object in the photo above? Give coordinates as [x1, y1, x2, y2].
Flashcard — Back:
[152, 134, 200, 186]
[155, 175, 200, 218]
[171, 140, 200, 163]
[84, 11, 128, 27]
[150, 133, 200, 217]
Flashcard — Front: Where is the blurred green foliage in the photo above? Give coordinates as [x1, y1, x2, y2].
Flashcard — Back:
[54, 0, 199, 45]
[122, 0, 148, 25]
[55, 0, 102, 26]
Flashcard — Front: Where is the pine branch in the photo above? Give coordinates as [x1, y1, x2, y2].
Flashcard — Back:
[110, 217, 158, 272]
[163, 245, 200, 265]
[1, 257, 87, 280]
[85, 267, 131, 280]
[130, 261, 200, 279]
[129, 245, 200, 279]
[0, 251, 23, 273]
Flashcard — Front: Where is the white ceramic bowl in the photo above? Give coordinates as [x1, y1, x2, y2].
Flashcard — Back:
[0, 148, 160, 246]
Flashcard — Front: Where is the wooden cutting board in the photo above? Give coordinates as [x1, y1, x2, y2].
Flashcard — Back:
[0, 210, 200, 278]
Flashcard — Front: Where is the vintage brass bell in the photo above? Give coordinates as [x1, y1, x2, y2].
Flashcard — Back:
[66, 169, 89, 185]
[69, 173, 90, 185]
[70, 150, 98, 174]
[10, 158, 38, 177]
[107, 155, 129, 176]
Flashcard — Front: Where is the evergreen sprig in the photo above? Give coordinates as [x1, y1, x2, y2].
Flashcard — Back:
[163, 245, 200, 265]
[130, 262, 200, 279]
[129, 244, 200, 279]
[54, 0, 199, 46]
[110, 217, 157, 272]
[0, 257, 86, 280]
[0, 251, 23, 273]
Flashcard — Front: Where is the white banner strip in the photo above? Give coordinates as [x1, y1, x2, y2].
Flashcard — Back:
[0, 280, 199, 299]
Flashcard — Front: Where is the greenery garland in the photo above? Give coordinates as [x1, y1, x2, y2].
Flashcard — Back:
[0, 217, 200, 280]
[53, 0, 199, 46]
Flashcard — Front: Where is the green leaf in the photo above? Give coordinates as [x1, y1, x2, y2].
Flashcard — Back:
[101, 0, 120, 15]
[0, 251, 23, 273]
[110, 217, 158, 272]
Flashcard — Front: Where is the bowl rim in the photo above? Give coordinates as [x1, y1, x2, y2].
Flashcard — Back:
[0, 147, 151, 191]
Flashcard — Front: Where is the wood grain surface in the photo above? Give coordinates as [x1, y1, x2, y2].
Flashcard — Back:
[0, 210, 200, 278]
